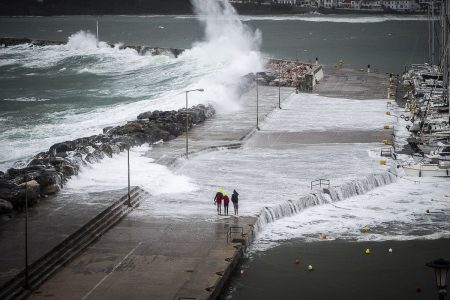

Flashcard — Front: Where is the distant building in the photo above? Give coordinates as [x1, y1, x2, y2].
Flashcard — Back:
[360, 0, 383, 10]
[321, 0, 338, 8]
[381, 0, 420, 12]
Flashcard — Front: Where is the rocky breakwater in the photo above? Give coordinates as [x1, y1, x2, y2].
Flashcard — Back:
[0, 37, 185, 58]
[0, 104, 215, 217]
[255, 59, 315, 87]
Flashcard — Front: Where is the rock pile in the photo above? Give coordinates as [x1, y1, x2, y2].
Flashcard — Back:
[263, 60, 313, 87]
[0, 104, 215, 215]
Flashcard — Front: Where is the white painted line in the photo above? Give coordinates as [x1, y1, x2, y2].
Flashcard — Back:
[82, 242, 143, 300]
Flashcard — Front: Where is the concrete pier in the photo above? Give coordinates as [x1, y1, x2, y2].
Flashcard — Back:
[1, 67, 392, 299]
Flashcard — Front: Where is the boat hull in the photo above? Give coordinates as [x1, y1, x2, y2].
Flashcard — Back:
[403, 165, 450, 177]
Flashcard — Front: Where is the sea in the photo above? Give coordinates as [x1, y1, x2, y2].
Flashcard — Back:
[1, 4, 446, 299]
[0, 13, 429, 171]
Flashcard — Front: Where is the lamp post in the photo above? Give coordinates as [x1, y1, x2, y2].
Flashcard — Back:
[427, 258, 450, 300]
[127, 145, 131, 207]
[256, 76, 260, 131]
[278, 62, 282, 109]
[24, 181, 30, 289]
[185, 89, 204, 159]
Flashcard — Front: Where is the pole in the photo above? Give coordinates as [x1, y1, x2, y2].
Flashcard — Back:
[127, 147, 131, 207]
[24, 182, 29, 289]
[96, 20, 99, 48]
[429, 5, 432, 64]
[432, 1, 435, 64]
[186, 91, 189, 158]
[278, 63, 282, 109]
[256, 78, 260, 130]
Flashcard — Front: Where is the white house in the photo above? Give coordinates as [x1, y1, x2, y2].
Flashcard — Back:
[382, 0, 420, 11]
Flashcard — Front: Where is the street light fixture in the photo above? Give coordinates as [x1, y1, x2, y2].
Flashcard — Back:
[127, 145, 131, 207]
[185, 89, 204, 159]
[255, 76, 261, 131]
[24, 181, 30, 289]
[427, 258, 450, 300]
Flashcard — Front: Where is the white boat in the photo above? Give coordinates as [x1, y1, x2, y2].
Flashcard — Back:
[403, 162, 450, 177]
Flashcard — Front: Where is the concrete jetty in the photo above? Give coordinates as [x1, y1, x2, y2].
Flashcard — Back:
[1, 66, 392, 299]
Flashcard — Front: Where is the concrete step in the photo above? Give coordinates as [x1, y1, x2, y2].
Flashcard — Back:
[0, 187, 149, 300]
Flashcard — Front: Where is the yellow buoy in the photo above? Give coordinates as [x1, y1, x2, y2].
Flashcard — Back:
[362, 226, 370, 232]
[384, 125, 391, 129]
[382, 140, 390, 145]
[386, 111, 391, 116]
[365, 248, 371, 255]
[379, 160, 387, 165]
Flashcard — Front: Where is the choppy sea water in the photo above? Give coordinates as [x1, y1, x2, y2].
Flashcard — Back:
[0, 14, 427, 170]
[1, 7, 448, 299]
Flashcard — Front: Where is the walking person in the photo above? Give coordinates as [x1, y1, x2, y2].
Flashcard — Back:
[231, 189, 239, 215]
[214, 187, 223, 215]
[223, 192, 230, 216]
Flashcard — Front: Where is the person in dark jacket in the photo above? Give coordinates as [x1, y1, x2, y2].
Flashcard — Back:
[223, 192, 230, 216]
[214, 187, 223, 215]
[231, 189, 239, 215]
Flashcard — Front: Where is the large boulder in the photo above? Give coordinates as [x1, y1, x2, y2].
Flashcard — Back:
[42, 184, 60, 195]
[19, 180, 41, 205]
[35, 168, 62, 189]
[49, 141, 77, 155]
[137, 111, 152, 120]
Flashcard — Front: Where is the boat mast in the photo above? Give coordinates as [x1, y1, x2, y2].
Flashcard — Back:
[428, 4, 432, 64]
[432, 1, 435, 65]
[96, 20, 99, 48]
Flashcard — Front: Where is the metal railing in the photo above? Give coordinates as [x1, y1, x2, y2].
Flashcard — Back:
[310, 179, 330, 190]
[226, 226, 244, 244]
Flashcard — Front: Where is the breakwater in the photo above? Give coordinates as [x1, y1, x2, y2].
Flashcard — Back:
[0, 104, 214, 215]
[0, 37, 185, 57]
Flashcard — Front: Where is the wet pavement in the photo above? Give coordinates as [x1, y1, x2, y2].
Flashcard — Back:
[316, 66, 388, 100]
[29, 215, 256, 300]
[0, 189, 127, 287]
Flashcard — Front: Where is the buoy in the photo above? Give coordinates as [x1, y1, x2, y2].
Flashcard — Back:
[388, 248, 393, 253]
[365, 248, 371, 255]
[295, 259, 300, 265]
[384, 125, 391, 129]
[321, 234, 328, 240]
[379, 160, 387, 165]
[308, 265, 313, 271]
[362, 226, 370, 232]
[382, 140, 390, 145]
[386, 111, 391, 116]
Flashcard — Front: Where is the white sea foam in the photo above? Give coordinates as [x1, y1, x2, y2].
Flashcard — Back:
[64, 145, 198, 195]
[2, 97, 51, 102]
[252, 178, 450, 251]
[176, 14, 429, 23]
